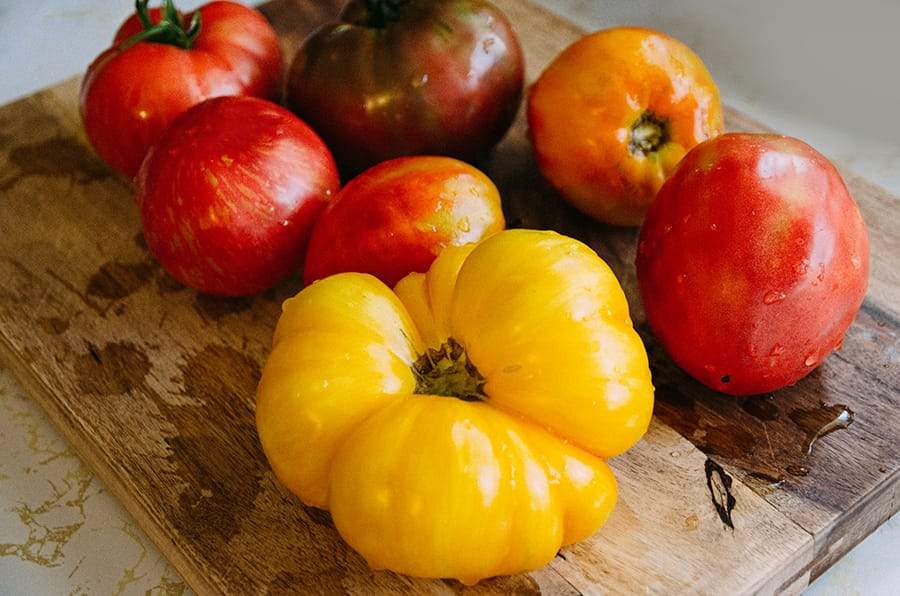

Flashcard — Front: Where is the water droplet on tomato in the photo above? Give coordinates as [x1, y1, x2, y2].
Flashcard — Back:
[769, 344, 785, 356]
[710, 223, 718, 231]
[663, 224, 673, 234]
[851, 255, 861, 269]
[763, 290, 786, 304]
[804, 353, 817, 367]
[676, 273, 686, 284]
[794, 258, 809, 275]
[816, 264, 825, 282]
[457, 218, 471, 232]
[281, 220, 290, 226]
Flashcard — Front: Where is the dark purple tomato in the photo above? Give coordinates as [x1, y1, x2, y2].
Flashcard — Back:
[287, 0, 524, 174]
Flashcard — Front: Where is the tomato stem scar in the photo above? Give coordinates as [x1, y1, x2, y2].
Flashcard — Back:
[629, 110, 669, 156]
[412, 338, 487, 401]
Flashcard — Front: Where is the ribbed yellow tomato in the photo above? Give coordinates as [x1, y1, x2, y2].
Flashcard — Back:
[256, 229, 653, 584]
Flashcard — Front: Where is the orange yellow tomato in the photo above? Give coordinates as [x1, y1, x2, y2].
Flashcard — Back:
[528, 27, 723, 226]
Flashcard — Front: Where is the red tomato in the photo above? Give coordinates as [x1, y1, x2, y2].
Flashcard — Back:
[81, 0, 281, 178]
[636, 133, 869, 395]
[303, 156, 505, 287]
[137, 96, 339, 296]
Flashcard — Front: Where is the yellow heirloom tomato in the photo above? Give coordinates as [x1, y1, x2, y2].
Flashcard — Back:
[256, 229, 654, 584]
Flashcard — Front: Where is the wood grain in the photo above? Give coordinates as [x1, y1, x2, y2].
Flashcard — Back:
[0, 0, 896, 594]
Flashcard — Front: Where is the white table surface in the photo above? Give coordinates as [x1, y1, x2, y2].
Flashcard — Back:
[0, 1, 897, 594]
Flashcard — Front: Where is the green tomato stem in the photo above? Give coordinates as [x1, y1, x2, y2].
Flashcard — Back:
[122, 0, 202, 50]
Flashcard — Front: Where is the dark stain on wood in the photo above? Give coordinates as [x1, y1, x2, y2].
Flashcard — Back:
[740, 394, 780, 422]
[74, 341, 151, 396]
[0, 135, 112, 192]
[643, 306, 899, 508]
[697, 423, 759, 461]
[180, 344, 260, 408]
[158, 344, 265, 544]
[193, 293, 254, 323]
[37, 316, 69, 335]
[87, 260, 156, 301]
[155, 271, 186, 294]
[43, 267, 107, 318]
[705, 459, 736, 530]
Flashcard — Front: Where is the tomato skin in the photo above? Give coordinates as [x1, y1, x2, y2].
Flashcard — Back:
[303, 156, 505, 287]
[136, 96, 340, 296]
[286, 0, 524, 174]
[528, 27, 722, 226]
[636, 133, 869, 395]
[81, 1, 281, 178]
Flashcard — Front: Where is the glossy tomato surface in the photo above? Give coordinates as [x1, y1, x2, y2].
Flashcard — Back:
[137, 96, 339, 296]
[81, 1, 281, 177]
[287, 0, 524, 174]
[303, 156, 504, 287]
[636, 133, 869, 395]
[529, 27, 722, 226]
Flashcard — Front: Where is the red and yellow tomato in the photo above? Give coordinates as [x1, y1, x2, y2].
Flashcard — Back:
[137, 96, 339, 296]
[303, 156, 505, 287]
[637, 133, 869, 395]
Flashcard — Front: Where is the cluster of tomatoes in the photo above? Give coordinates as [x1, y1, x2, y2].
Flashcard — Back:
[79, 0, 871, 584]
[81, 0, 868, 400]
[528, 27, 869, 396]
[81, 0, 519, 293]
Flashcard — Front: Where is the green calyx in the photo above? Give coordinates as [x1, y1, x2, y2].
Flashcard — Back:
[123, 0, 202, 50]
[363, 0, 409, 28]
[413, 338, 487, 402]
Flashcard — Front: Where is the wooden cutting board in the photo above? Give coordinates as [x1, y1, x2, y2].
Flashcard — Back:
[0, 1, 897, 593]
